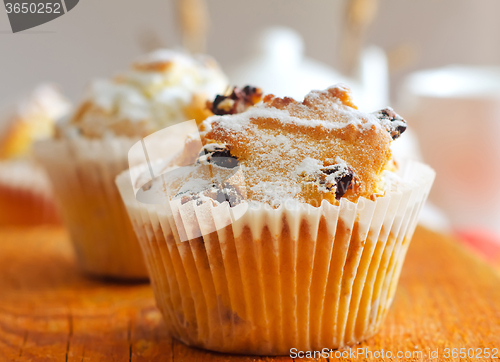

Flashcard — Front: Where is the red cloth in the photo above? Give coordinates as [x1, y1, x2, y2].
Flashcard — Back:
[456, 229, 500, 264]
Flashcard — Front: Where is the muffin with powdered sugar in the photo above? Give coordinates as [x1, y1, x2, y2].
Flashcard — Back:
[117, 85, 434, 353]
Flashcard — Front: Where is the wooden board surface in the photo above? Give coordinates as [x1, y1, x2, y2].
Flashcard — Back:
[0, 226, 499, 362]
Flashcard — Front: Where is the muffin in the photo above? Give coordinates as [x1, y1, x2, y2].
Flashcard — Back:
[0, 84, 70, 226]
[35, 50, 228, 280]
[116, 85, 435, 353]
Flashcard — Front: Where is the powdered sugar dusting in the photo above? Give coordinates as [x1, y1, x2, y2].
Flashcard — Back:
[143, 85, 400, 207]
[293, 157, 323, 176]
[205, 86, 384, 134]
[250, 181, 301, 206]
[68, 49, 228, 138]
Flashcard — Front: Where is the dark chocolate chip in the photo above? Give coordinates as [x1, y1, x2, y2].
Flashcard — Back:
[320, 164, 356, 200]
[178, 182, 244, 207]
[242, 85, 259, 96]
[211, 95, 233, 116]
[374, 107, 407, 140]
[197, 144, 239, 169]
[215, 183, 244, 207]
[180, 193, 201, 205]
[209, 85, 263, 115]
[214, 187, 228, 204]
[206, 183, 245, 207]
[223, 183, 245, 206]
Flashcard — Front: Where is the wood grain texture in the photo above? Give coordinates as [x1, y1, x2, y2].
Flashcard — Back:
[0, 226, 499, 361]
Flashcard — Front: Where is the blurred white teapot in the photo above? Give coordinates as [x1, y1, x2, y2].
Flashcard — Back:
[228, 26, 389, 111]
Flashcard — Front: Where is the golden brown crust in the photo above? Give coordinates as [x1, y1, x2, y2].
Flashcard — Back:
[183, 93, 215, 126]
[68, 96, 214, 139]
[204, 86, 393, 205]
[132, 59, 174, 73]
[62, 50, 228, 139]
[208, 86, 263, 116]
[66, 102, 152, 139]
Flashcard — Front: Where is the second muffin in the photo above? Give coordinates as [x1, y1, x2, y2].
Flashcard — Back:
[36, 50, 228, 280]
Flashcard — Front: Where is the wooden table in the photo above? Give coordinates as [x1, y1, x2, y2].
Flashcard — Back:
[0, 226, 499, 361]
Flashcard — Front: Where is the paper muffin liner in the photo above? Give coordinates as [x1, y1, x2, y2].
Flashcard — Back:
[116, 160, 435, 355]
[0, 160, 60, 226]
[35, 136, 149, 280]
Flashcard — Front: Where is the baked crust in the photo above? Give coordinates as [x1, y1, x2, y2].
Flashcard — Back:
[64, 50, 228, 139]
[203, 85, 395, 205]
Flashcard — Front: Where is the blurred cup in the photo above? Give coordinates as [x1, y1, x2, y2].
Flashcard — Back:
[400, 66, 500, 236]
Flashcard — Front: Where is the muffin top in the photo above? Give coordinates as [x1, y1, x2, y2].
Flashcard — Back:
[62, 49, 228, 139]
[154, 85, 406, 207]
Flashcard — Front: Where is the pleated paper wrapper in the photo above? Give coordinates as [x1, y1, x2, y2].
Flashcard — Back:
[116, 160, 435, 355]
[0, 160, 60, 226]
[35, 136, 149, 280]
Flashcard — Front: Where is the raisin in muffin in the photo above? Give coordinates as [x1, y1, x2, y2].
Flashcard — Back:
[117, 85, 434, 354]
[35, 50, 228, 280]
[200, 85, 404, 205]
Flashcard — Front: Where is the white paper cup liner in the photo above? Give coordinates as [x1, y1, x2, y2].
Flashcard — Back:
[0, 160, 60, 226]
[116, 160, 435, 354]
[35, 136, 148, 280]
